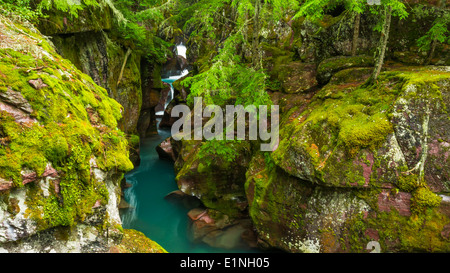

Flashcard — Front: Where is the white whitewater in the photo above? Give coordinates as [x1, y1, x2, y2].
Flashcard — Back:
[176, 43, 187, 59]
[156, 43, 189, 116]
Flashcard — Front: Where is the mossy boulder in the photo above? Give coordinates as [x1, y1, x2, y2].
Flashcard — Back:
[264, 66, 450, 252]
[272, 62, 318, 94]
[173, 139, 251, 218]
[316, 55, 374, 85]
[113, 229, 167, 253]
[272, 67, 450, 191]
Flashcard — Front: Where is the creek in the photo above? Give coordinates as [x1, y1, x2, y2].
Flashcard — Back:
[120, 44, 258, 253]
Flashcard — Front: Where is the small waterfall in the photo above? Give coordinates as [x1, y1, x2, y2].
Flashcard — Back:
[157, 43, 189, 115]
[176, 43, 187, 59]
[163, 69, 188, 108]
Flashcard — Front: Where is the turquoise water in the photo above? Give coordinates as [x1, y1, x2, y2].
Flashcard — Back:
[120, 125, 258, 253]
[120, 56, 261, 253]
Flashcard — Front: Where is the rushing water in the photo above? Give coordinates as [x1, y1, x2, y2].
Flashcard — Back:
[120, 44, 258, 253]
[155, 44, 189, 116]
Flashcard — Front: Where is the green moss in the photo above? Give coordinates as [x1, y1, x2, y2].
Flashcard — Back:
[299, 83, 394, 157]
[368, 208, 450, 252]
[128, 134, 140, 147]
[339, 112, 393, 156]
[411, 186, 442, 214]
[397, 174, 420, 192]
[116, 229, 168, 253]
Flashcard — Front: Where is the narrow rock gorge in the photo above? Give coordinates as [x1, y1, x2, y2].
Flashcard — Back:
[0, 0, 449, 253]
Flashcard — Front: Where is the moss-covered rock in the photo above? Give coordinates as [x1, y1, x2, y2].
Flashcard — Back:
[259, 66, 450, 252]
[0, 14, 133, 251]
[272, 67, 450, 190]
[38, 2, 114, 36]
[316, 55, 374, 85]
[50, 30, 142, 135]
[113, 229, 167, 253]
[174, 139, 251, 218]
[271, 62, 318, 94]
[245, 152, 371, 253]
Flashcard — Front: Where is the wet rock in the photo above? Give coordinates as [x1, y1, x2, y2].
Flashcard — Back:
[28, 78, 48, 90]
[0, 87, 34, 114]
[187, 209, 257, 250]
[154, 82, 171, 113]
[162, 54, 189, 78]
[158, 99, 182, 129]
[0, 178, 13, 192]
[118, 198, 131, 210]
[174, 139, 251, 218]
[156, 137, 177, 162]
[165, 190, 201, 210]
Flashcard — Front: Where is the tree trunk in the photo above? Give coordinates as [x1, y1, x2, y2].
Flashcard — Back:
[117, 48, 132, 86]
[352, 12, 360, 56]
[425, 39, 437, 65]
[371, 5, 392, 83]
[252, 0, 261, 69]
[425, 0, 446, 65]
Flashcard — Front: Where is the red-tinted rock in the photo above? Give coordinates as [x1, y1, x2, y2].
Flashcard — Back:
[156, 137, 177, 161]
[0, 178, 13, 192]
[378, 190, 412, 217]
